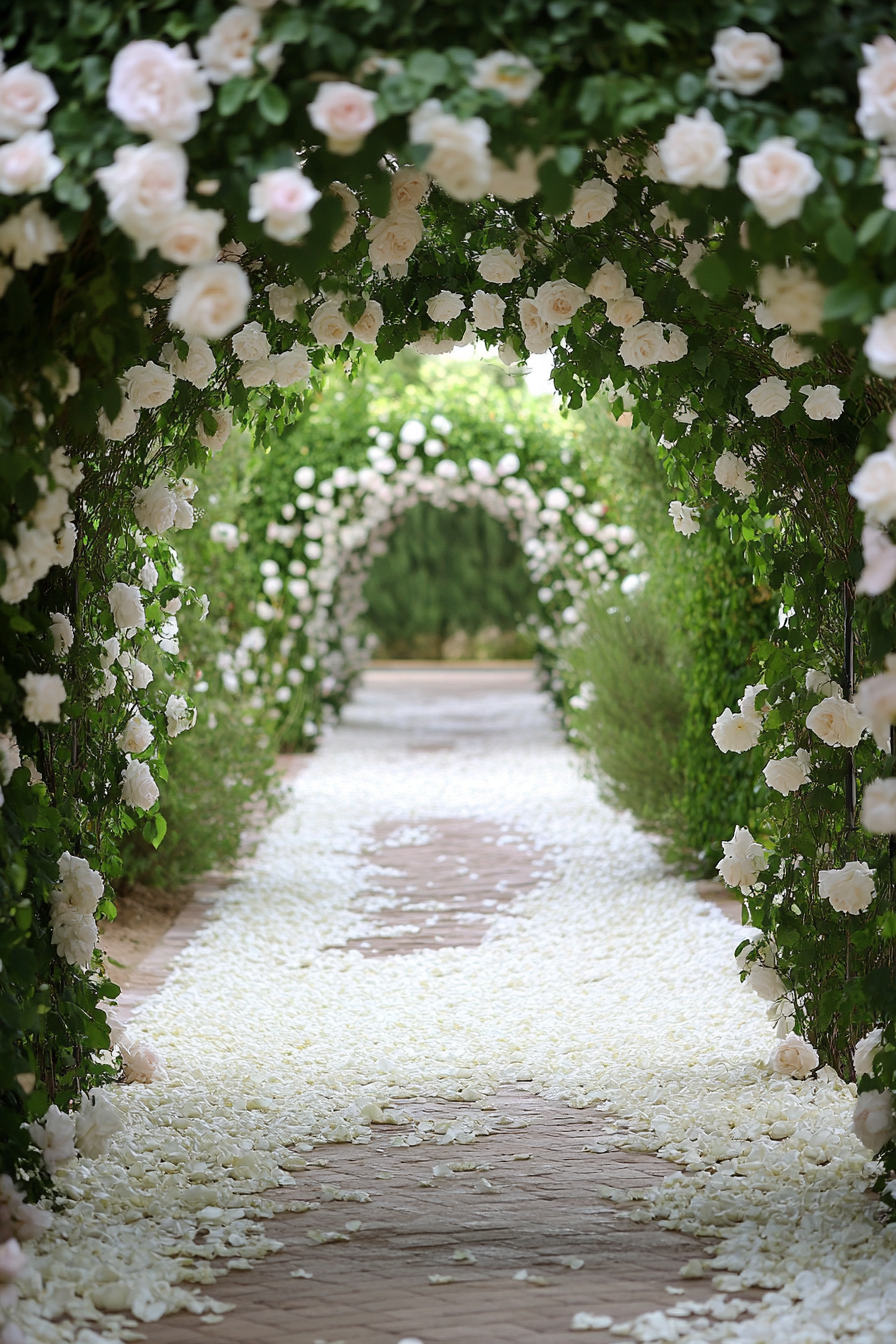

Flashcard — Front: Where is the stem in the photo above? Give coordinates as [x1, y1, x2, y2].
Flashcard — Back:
[844, 579, 856, 835]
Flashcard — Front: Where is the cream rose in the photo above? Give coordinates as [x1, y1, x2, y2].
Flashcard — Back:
[0, 199, 64, 268]
[861, 777, 896, 833]
[865, 310, 896, 378]
[237, 357, 273, 387]
[116, 712, 154, 756]
[409, 100, 491, 201]
[717, 825, 768, 892]
[801, 384, 844, 421]
[197, 6, 260, 83]
[620, 321, 666, 369]
[19, 670, 66, 723]
[746, 964, 787, 1002]
[477, 247, 521, 284]
[272, 343, 311, 387]
[329, 181, 359, 251]
[133, 475, 178, 534]
[658, 109, 730, 188]
[737, 137, 820, 227]
[98, 398, 139, 442]
[107, 582, 145, 631]
[352, 300, 383, 344]
[853, 1089, 896, 1151]
[0, 62, 58, 139]
[668, 500, 700, 537]
[519, 297, 553, 354]
[471, 289, 506, 330]
[605, 290, 644, 328]
[390, 166, 430, 210]
[307, 81, 377, 154]
[162, 335, 215, 389]
[169, 261, 250, 338]
[849, 447, 896, 524]
[858, 36, 896, 143]
[854, 1027, 884, 1078]
[248, 166, 320, 243]
[156, 205, 223, 265]
[118, 1034, 168, 1084]
[107, 39, 211, 140]
[74, 1091, 125, 1160]
[768, 1033, 819, 1079]
[232, 320, 270, 362]
[745, 376, 790, 417]
[120, 759, 159, 811]
[49, 611, 74, 656]
[488, 148, 542, 202]
[708, 27, 783, 96]
[123, 361, 175, 409]
[857, 524, 896, 598]
[28, 1106, 77, 1172]
[757, 265, 826, 334]
[427, 290, 464, 323]
[854, 665, 896, 750]
[822, 860, 870, 913]
[587, 260, 627, 301]
[309, 299, 350, 346]
[125, 656, 154, 690]
[714, 450, 754, 498]
[165, 693, 195, 737]
[94, 141, 188, 253]
[712, 707, 759, 753]
[197, 407, 233, 453]
[267, 280, 309, 321]
[763, 751, 811, 795]
[679, 241, 706, 289]
[534, 278, 588, 328]
[807, 695, 866, 748]
[366, 208, 424, 270]
[0, 130, 62, 195]
[569, 177, 617, 227]
[469, 51, 541, 105]
[770, 333, 814, 367]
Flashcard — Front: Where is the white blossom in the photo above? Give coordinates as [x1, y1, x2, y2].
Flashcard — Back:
[74, 1091, 125, 1160]
[307, 81, 377, 154]
[658, 109, 730, 188]
[248, 166, 320, 243]
[116, 712, 154, 756]
[98, 396, 139, 442]
[853, 1090, 896, 1151]
[118, 1034, 168, 1084]
[806, 695, 866, 748]
[770, 333, 814, 367]
[569, 178, 616, 227]
[161, 335, 216, 389]
[865, 309, 896, 378]
[165, 693, 196, 737]
[0, 61, 57, 140]
[737, 137, 821, 227]
[49, 611, 73, 656]
[861, 777, 896, 833]
[272, 343, 312, 387]
[854, 663, 896, 750]
[605, 290, 645, 328]
[390, 166, 430, 210]
[309, 299, 350, 347]
[107, 39, 211, 140]
[232, 320, 271, 362]
[707, 27, 783, 95]
[801, 384, 844, 421]
[586, 260, 627, 301]
[28, 1105, 76, 1174]
[477, 247, 522, 284]
[858, 36, 896, 143]
[168, 261, 250, 339]
[850, 446, 896, 525]
[408, 100, 491, 201]
[488, 148, 542, 201]
[768, 1033, 819, 1079]
[352, 300, 384, 345]
[0, 199, 65, 267]
[519, 298, 553, 354]
[620, 320, 667, 369]
[197, 6, 261, 82]
[714, 450, 754, 498]
[712, 706, 759, 753]
[19, 671, 65, 723]
[367, 208, 424, 270]
[94, 141, 188, 253]
[745, 376, 790, 417]
[469, 51, 541, 105]
[267, 280, 309, 321]
[156, 205, 223, 265]
[427, 290, 464, 323]
[857, 524, 896, 597]
[763, 750, 811, 795]
[0, 129, 62, 195]
[120, 758, 159, 810]
[133, 475, 178, 534]
[107, 583, 146, 631]
[124, 361, 175, 409]
[756, 265, 826, 334]
[717, 825, 768, 892]
[471, 289, 506, 330]
[854, 1027, 883, 1078]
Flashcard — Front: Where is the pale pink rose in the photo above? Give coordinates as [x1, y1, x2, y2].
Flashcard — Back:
[107, 40, 211, 141]
[272, 343, 311, 387]
[477, 247, 521, 284]
[329, 181, 359, 251]
[120, 759, 159, 810]
[309, 299, 350, 346]
[658, 108, 730, 188]
[745, 376, 790, 417]
[118, 1033, 168, 1084]
[426, 290, 464, 323]
[800, 384, 843, 421]
[708, 27, 783, 95]
[768, 1033, 818, 1079]
[168, 261, 251, 338]
[488, 148, 543, 201]
[248, 167, 321, 243]
[519, 297, 553, 354]
[770, 333, 814, 367]
[196, 407, 233, 452]
[857, 525, 896, 597]
[367, 208, 424, 269]
[620, 321, 666, 369]
[0, 130, 62, 195]
[469, 50, 541, 105]
[569, 178, 616, 227]
[858, 36, 896, 143]
[390, 166, 430, 210]
[737, 137, 821, 227]
[156, 205, 223, 265]
[408, 100, 491, 201]
[352, 300, 383, 344]
[197, 7, 261, 83]
[586, 260, 627, 301]
[94, 142, 188, 252]
[0, 199, 64, 267]
[0, 63, 58, 139]
[605, 290, 644, 328]
[534, 278, 588, 327]
[471, 289, 506, 330]
[308, 81, 377, 154]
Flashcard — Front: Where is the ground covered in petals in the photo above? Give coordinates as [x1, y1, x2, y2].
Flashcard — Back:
[12, 669, 895, 1343]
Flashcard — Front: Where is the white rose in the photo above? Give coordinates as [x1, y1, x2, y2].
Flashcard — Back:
[858, 36, 896, 143]
[853, 1089, 896, 1151]
[763, 752, 811, 795]
[861, 777, 896, 833]
[469, 50, 541, 105]
[569, 177, 617, 227]
[0, 199, 65, 268]
[662, 324, 688, 362]
[232, 320, 270, 362]
[770, 333, 814, 367]
[717, 825, 768, 892]
[711, 706, 759, 752]
[737, 137, 820, 227]
[668, 500, 700, 537]
[352, 300, 383, 344]
[124, 361, 175, 409]
[28, 1105, 77, 1173]
[197, 6, 260, 82]
[54, 852, 103, 915]
[366, 208, 424, 269]
[238, 357, 274, 387]
[272, 343, 311, 387]
[746, 964, 787, 1002]
[307, 81, 377, 154]
[757, 265, 826, 334]
[162, 335, 216, 389]
[427, 290, 464, 323]
[745, 376, 790, 417]
[329, 181, 359, 251]
[0, 62, 58, 139]
[126, 656, 154, 690]
[0, 130, 62, 195]
[679, 241, 706, 289]
[488, 148, 542, 201]
[708, 27, 783, 95]
[116, 711, 154, 755]
[138, 558, 158, 590]
[806, 667, 841, 697]
[133, 476, 177, 533]
[390, 166, 430, 210]
[768, 1033, 819, 1079]
[477, 247, 521, 284]
[865, 309, 896, 378]
[165, 692, 195, 737]
[50, 905, 98, 968]
[19, 671, 66, 723]
[857, 524, 896, 597]
[107, 582, 145, 631]
[309, 299, 350, 347]
[95, 141, 188, 251]
[107, 39, 211, 140]
[169, 261, 250, 338]
[854, 666, 896, 749]
[806, 695, 866, 748]
[54, 519, 76, 568]
[74, 1091, 125, 1160]
[519, 297, 553, 354]
[173, 498, 194, 530]
[267, 280, 308, 321]
[196, 406, 233, 453]
[534, 278, 588, 327]
[0, 1237, 26, 1285]
[714, 450, 754, 497]
[621, 321, 666, 369]
[120, 759, 159, 810]
[156, 205, 223, 265]
[248, 167, 320, 243]
[409, 100, 491, 201]
[850, 447, 896, 524]
[658, 108, 730, 188]
[48, 447, 82, 489]
[98, 397, 139, 442]
[49, 611, 73, 656]
[471, 289, 506, 330]
[800, 383, 843, 421]
[586, 260, 627, 301]
[118, 1034, 168, 1084]
[854, 1027, 883, 1078]
[605, 290, 645, 328]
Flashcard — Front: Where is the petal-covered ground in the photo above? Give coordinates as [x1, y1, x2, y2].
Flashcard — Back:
[11, 667, 895, 1343]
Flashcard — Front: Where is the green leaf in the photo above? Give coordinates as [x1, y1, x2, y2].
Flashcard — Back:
[407, 50, 449, 87]
[538, 158, 574, 214]
[623, 18, 667, 46]
[274, 10, 309, 42]
[258, 83, 289, 125]
[143, 813, 168, 849]
[857, 208, 891, 247]
[555, 145, 582, 178]
[823, 279, 875, 321]
[825, 219, 856, 264]
[91, 328, 115, 364]
[692, 253, 730, 299]
[219, 77, 252, 117]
